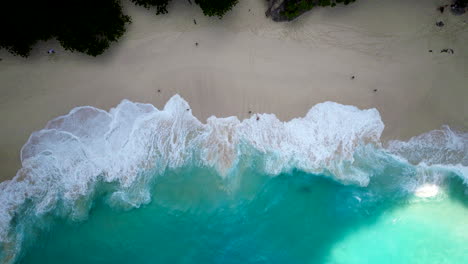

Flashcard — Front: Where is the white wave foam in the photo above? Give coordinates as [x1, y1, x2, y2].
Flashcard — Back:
[0, 95, 383, 245]
[414, 184, 440, 198]
[0, 95, 466, 262]
[387, 126, 468, 183]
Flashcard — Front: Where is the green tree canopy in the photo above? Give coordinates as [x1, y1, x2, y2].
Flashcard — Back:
[194, 0, 239, 17]
[132, 0, 239, 17]
[0, 0, 130, 57]
[130, 0, 171, 15]
[0, 0, 240, 57]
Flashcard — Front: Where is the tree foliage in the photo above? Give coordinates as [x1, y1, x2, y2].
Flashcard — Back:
[131, 0, 239, 18]
[194, 0, 239, 17]
[0, 0, 130, 57]
[0, 0, 241, 57]
[130, 0, 171, 15]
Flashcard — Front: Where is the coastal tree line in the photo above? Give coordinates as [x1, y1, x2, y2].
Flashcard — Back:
[0, 0, 357, 57]
[130, 0, 238, 17]
[0, 0, 238, 57]
[2, 0, 464, 57]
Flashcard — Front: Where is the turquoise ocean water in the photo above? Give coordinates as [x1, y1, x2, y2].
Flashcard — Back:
[0, 95, 466, 263]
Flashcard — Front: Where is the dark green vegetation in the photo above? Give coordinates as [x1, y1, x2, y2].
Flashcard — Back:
[194, 0, 239, 17]
[130, 0, 172, 15]
[282, 0, 356, 20]
[450, 0, 468, 15]
[0, 0, 131, 57]
[1, 0, 463, 57]
[0, 0, 238, 57]
[132, 0, 238, 18]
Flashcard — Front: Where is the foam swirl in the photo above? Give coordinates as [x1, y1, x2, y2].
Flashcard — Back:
[0, 95, 466, 262]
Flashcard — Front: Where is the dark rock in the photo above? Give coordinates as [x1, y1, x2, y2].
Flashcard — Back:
[266, 0, 356, 22]
[429, 50, 433, 52]
[248, 110, 252, 114]
[193, 19, 197, 25]
[451, 0, 467, 15]
[351, 76, 355, 80]
[195, 42, 198, 46]
[438, 6, 445, 13]
[266, 0, 288, 21]
[436, 21, 445, 27]
[441, 48, 454, 54]
[373, 89, 377, 92]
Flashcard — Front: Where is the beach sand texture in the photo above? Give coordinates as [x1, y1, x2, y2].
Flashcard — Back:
[0, 0, 467, 181]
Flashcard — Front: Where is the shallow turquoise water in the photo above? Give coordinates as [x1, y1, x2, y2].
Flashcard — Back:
[17, 166, 467, 264]
[1, 97, 466, 263]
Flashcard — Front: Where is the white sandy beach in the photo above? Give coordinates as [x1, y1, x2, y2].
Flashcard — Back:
[0, 0, 467, 181]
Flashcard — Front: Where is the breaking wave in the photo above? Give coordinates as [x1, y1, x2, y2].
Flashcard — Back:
[0, 95, 466, 262]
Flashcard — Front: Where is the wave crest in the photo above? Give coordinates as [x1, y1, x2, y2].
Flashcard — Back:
[0, 95, 466, 262]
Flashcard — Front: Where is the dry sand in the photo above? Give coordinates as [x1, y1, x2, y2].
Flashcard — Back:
[0, 0, 467, 181]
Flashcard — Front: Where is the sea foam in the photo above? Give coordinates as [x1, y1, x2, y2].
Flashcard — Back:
[387, 125, 468, 184]
[0, 95, 466, 262]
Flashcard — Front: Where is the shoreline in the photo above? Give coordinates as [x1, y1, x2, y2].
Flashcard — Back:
[0, 0, 467, 182]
